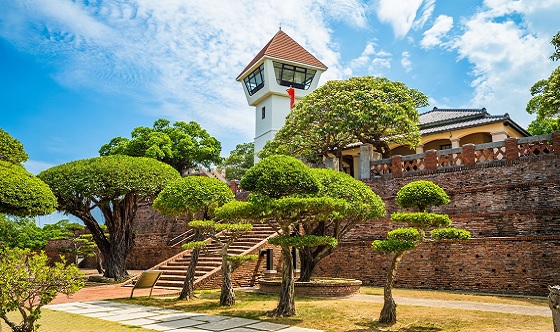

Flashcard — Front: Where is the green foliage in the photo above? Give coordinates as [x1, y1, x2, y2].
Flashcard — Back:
[153, 176, 234, 218]
[240, 155, 320, 198]
[0, 128, 28, 165]
[214, 222, 253, 233]
[262, 196, 347, 222]
[214, 200, 259, 221]
[391, 212, 452, 231]
[373, 228, 421, 253]
[372, 239, 417, 254]
[39, 155, 180, 210]
[220, 142, 254, 180]
[268, 235, 338, 249]
[527, 116, 560, 135]
[99, 118, 222, 173]
[396, 180, 450, 211]
[310, 168, 385, 220]
[38, 155, 180, 279]
[526, 31, 560, 122]
[0, 246, 84, 332]
[182, 240, 208, 251]
[431, 228, 471, 241]
[261, 76, 427, 159]
[226, 254, 258, 269]
[0, 161, 57, 218]
[552, 30, 560, 61]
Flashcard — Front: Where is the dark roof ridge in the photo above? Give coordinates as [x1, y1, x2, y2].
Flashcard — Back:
[420, 107, 487, 116]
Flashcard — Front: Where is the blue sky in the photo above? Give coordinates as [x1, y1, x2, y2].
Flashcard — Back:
[1, 1, 559, 223]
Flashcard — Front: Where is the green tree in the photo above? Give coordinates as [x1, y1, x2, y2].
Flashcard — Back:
[0, 246, 84, 332]
[220, 142, 254, 180]
[526, 31, 560, 131]
[262, 77, 427, 163]
[99, 118, 222, 175]
[38, 155, 181, 280]
[372, 180, 470, 324]
[153, 176, 234, 300]
[0, 129, 28, 165]
[216, 155, 346, 317]
[297, 168, 385, 281]
[527, 116, 560, 135]
[0, 161, 57, 218]
[185, 219, 256, 306]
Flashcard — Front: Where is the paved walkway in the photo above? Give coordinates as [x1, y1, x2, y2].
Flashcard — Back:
[45, 300, 322, 332]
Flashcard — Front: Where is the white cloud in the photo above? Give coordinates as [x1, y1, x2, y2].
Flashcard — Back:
[0, 0, 349, 142]
[421, 15, 453, 49]
[451, 1, 558, 127]
[321, 0, 369, 28]
[376, 0, 424, 38]
[413, 0, 436, 30]
[24, 160, 56, 175]
[348, 42, 392, 76]
[401, 51, 413, 73]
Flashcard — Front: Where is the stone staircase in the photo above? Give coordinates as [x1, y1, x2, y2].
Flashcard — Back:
[148, 223, 277, 290]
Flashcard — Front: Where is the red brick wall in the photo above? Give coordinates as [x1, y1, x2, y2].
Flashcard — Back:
[315, 155, 560, 296]
[314, 237, 559, 296]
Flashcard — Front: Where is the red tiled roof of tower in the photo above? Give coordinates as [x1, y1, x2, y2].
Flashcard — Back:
[236, 30, 328, 80]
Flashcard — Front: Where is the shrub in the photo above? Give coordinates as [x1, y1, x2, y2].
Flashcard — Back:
[396, 180, 449, 211]
[431, 228, 471, 240]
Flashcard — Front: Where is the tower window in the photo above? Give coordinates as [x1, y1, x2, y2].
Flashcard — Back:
[243, 64, 265, 96]
[261, 107, 266, 119]
[273, 62, 316, 90]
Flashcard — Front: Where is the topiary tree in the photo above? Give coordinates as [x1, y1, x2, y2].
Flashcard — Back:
[215, 155, 346, 317]
[99, 118, 222, 175]
[0, 129, 28, 165]
[0, 129, 56, 219]
[297, 168, 385, 282]
[0, 246, 84, 332]
[38, 155, 181, 280]
[184, 219, 256, 306]
[153, 176, 235, 301]
[372, 180, 470, 324]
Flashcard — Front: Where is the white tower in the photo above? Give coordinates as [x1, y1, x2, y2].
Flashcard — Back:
[236, 30, 327, 160]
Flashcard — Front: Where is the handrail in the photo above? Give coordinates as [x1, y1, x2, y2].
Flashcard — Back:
[167, 229, 196, 247]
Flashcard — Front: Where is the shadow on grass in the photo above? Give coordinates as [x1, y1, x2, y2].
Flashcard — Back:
[346, 320, 443, 332]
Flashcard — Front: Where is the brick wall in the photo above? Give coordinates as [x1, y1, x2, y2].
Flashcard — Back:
[314, 155, 560, 296]
[314, 238, 560, 296]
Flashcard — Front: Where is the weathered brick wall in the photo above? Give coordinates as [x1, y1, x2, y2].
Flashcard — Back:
[314, 237, 560, 296]
[315, 155, 560, 296]
[345, 156, 560, 241]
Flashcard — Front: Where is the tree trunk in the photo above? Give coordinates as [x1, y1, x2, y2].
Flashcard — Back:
[378, 251, 405, 325]
[549, 285, 560, 332]
[1, 317, 33, 332]
[220, 256, 235, 306]
[298, 246, 316, 282]
[179, 248, 200, 300]
[268, 246, 296, 317]
[102, 244, 128, 280]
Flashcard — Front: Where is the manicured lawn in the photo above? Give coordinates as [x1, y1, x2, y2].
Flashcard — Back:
[114, 289, 552, 332]
[3, 310, 155, 332]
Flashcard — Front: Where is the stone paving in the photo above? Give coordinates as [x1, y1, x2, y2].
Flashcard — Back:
[44, 301, 323, 332]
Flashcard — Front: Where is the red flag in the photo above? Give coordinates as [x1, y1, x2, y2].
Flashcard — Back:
[286, 87, 295, 109]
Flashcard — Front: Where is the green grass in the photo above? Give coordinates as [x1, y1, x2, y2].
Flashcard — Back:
[113, 289, 552, 332]
[2, 310, 156, 332]
[3, 288, 551, 332]
[360, 287, 549, 306]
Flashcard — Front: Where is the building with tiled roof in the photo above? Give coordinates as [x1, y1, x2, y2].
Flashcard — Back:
[390, 107, 530, 155]
[341, 107, 530, 177]
[237, 30, 327, 159]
